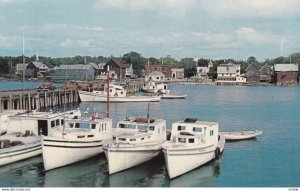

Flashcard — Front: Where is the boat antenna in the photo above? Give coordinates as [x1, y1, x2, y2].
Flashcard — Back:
[106, 65, 110, 118]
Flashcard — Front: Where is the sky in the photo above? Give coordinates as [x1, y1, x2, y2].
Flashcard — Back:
[0, 0, 300, 61]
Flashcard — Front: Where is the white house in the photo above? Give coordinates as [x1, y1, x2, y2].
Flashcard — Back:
[217, 62, 245, 85]
[145, 71, 165, 82]
[196, 67, 210, 79]
[171, 68, 184, 79]
[124, 63, 133, 78]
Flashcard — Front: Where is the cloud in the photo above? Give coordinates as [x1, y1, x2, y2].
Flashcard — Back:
[59, 39, 94, 48]
[201, 0, 300, 19]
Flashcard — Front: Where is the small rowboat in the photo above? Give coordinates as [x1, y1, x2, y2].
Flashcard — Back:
[219, 130, 263, 141]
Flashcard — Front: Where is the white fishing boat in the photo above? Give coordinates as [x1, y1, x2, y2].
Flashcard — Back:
[42, 117, 113, 171]
[79, 84, 160, 102]
[103, 116, 167, 174]
[42, 65, 114, 171]
[162, 118, 225, 179]
[219, 130, 262, 141]
[0, 109, 81, 166]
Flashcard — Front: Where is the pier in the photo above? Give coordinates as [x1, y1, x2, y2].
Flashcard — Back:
[0, 88, 79, 112]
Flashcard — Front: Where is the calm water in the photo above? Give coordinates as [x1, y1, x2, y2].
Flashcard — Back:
[0, 83, 299, 187]
[0, 81, 64, 91]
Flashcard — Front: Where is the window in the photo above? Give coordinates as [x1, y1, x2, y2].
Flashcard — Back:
[141, 138, 144, 140]
[210, 130, 214, 136]
[119, 124, 125, 128]
[188, 138, 194, 143]
[125, 124, 136, 129]
[177, 126, 186, 131]
[119, 138, 126, 141]
[149, 126, 155, 131]
[69, 123, 74, 128]
[51, 121, 55, 128]
[193, 127, 202, 132]
[61, 119, 64, 125]
[178, 138, 186, 143]
[87, 135, 94, 138]
[130, 139, 136, 141]
[91, 124, 96, 129]
[137, 125, 148, 130]
[56, 119, 60, 126]
[113, 136, 116, 140]
[75, 123, 80, 128]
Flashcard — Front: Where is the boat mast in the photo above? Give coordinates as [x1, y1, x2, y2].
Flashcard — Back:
[106, 65, 110, 118]
[22, 29, 25, 92]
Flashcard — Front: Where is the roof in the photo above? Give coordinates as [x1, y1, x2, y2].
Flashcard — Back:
[217, 66, 236, 74]
[58, 64, 93, 70]
[30, 61, 48, 69]
[274, 64, 299, 72]
[110, 59, 125, 68]
[246, 62, 259, 71]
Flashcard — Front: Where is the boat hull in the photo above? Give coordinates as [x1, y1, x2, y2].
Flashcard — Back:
[42, 137, 104, 171]
[79, 91, 160, 102]
[220, 130, 262, 140]
[0, 142, 42, 166]
[104, 143, 161, 174]
[162, 144, 216, 179]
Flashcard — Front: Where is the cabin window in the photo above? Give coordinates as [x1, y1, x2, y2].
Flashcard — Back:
[141, 138, 144, 140]
[87, 135, 94, 138]
[119, 124, 125, 128]
[188, 138, 195, 143]
[56, 119, 60, 126]
[69, 123, 74, 128]
[121, 92, 123, 95]
[61, 119, 64, 125]
[193, 127, 202, 132]
[137, 125, 148, 130]
[75, 123, 80, 128]
[210, 130, 214, 136]
[91, 124, 96, 129]
[130, 139, 136, 141]
[119, 138, 126, 141]
[110, 89, 113, 92]
[149, 126, 155, 131]
[177, 126, 186, 131]
[51, 121, 55, 128]
[113, 136, 116, 140]
[124, 124, 136, 129]
[77, 135, 85, 138]
[178, 138, 186, 143]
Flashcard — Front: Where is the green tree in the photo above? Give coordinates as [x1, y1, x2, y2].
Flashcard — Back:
[121, 51, 146, 77]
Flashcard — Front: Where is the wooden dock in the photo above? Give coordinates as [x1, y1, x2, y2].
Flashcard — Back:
[0, 88, 79, 112]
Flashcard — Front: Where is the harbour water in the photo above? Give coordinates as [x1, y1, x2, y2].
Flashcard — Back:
[0, 83, 299, 187]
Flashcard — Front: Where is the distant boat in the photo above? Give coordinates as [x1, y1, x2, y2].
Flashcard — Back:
[103, 116, 167, 174]
[219, 130, 263, 141]
[161, 94, 187, 99]
[79, 84, 160, 102]
[162, 118, 225, 179]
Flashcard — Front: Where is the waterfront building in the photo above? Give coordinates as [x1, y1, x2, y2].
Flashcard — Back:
[216, 61, 245, 85]
[105, 59, 126, 80]
[50, 64, 95, 81]
[246, 62, 260, 83]
[171, 68, 184, 79]
[196, 66, 210, 79]
[26, 61, 49, 79]
[274, 63, 299, 86]
[144, 64, 172, 79]
[124, 63, 133, 78]
[259, 64, 273, 83]
[145, 71, 165, 82]
[15, 63, 28, 76]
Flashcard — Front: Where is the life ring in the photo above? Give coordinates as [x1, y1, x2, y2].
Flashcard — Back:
[215, 147, 221, 159]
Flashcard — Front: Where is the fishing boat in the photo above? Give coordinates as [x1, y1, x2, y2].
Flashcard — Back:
[0, 109, 81, 166]
[103, 116, 167, 174]
[162, 118, 225, 179]
[161, 94, 187, 99]
[42, 65, 113, 171]
[42, 116, 113, 171]
[141, 79, 169, 94]
[219, 130, 263, 141]
[79, 84, 160, 102]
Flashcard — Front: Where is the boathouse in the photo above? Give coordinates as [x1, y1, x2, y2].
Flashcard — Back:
[274, 64, 299, 86]
[246, 62, 260, 83]
[50, 64, 95, 81]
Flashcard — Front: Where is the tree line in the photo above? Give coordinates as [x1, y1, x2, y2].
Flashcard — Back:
[1, 51, 300, 79]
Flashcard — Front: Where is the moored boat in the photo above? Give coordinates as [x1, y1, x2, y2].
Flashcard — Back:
[42, 117, 113, 171]
[162, 118, 225, 179]
[103, 116, 167, 174]
[219, 130, 263, 140]
[79, 84, 160, 102]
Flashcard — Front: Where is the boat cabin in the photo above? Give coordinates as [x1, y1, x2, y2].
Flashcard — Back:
[7, 111, 69, 136]
[113, 117, 166, 144]
[170, 118, 219, 145]
[105, 84, 127, 97]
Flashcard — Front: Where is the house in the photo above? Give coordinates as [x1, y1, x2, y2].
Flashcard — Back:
[50, 64, 95, 81]
[105, 59, 126, 80]
[196, 67, 210, 79]
[274, 64, 299, 85]
[144, 64, 172, 79]
[246, 62, 260, 83]
[15, 63, 28, 76]
[124, 63, 133, 78]
[145, 71, 165, 82]
[217, 61, 244, 85]
[259, 64, 273, 83]
[95, 63, 106, 79]
[26, 61, 49, 78]
[171, 68, 184, 79]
